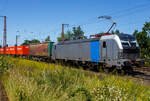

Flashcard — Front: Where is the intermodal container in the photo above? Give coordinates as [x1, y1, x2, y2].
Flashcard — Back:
[6, 47, 10, 54]
[0, 48, 5, 55]
[9, 47, 16, 55]
[16, 45, 29, 55]
[0, 48, 4, 54]
[29, 43, 49, 57]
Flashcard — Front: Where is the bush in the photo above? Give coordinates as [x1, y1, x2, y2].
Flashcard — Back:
[0, 56, 13, 76]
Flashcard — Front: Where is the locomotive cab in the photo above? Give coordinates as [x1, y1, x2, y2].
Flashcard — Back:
[118, 34, 140, 59]
[100, 33, 141, 69]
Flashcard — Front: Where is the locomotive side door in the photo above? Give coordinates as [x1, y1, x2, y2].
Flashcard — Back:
[101, 40, 107, 61]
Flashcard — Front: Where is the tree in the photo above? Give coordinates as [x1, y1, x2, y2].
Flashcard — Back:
[72, 26, 87, 39]
[111, 29, 120, 34]
[142, 22, 150, 35]
[65, 30, 73, 40]
[31, 39, 40, 44]
[22, 39, 40, 45]
[21, 40, 31, 45]
[57, 26, 87, 42]
[57, 37, 62, 42]
[57, 30, 73, 42]
[133, 21, 150, 58]
[45, 36, 50, 42]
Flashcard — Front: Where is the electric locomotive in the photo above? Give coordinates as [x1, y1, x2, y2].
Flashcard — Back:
[52, 33, 142, 69]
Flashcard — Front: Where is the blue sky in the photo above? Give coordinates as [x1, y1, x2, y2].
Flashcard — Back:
[0, 0, 150, 46]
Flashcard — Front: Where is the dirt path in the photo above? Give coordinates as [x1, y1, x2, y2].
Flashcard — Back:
[0, 81, 9, 101]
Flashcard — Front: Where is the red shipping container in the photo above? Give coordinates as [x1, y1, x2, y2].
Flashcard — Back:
[24, 45, 29, 55]
[6, 47, 8, 54]
[9, 47, 16, 55]
[6, 47, 10, 54]
[16, 45, 29, 55]
[0, 48, 5, 54]
[0, 48, 2, 54]
[0, 48, 3, 54]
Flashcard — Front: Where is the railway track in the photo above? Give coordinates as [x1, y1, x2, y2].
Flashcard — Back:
[130, 66, 150, 85]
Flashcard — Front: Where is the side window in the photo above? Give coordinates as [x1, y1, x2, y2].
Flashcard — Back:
[103, 41, 106, 48]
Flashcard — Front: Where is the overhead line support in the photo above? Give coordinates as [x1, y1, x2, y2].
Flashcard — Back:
[0, 16, 7, 56]
[62, 24, 69, 42]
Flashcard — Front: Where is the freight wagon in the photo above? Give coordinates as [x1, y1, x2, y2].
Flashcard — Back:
[28, 42, 54, 61]
[0, 46, 29, 56]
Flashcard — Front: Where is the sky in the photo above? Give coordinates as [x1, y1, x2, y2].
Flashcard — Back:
[0, 0, 150, 46]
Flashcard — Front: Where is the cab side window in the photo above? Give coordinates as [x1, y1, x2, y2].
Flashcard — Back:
[103, 41, 106, 48]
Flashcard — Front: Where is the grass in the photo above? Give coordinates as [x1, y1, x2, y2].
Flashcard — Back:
[0, 56, 150, 101]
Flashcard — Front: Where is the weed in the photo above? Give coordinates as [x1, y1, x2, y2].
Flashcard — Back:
[1, 57, 150, 101]
[0, 56, 13, 77]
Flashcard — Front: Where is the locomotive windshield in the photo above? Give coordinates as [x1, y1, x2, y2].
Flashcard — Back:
[117, 34, 138, 48]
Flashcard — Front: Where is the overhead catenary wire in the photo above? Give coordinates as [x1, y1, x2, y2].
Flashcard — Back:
[7, 1, 150, 45]
[113, 4, 150, 19]
[106, 2, 150, 17]
[68, 1, 150, 28]
[71, 2, 150, 36]
[16, 1, 150, 43]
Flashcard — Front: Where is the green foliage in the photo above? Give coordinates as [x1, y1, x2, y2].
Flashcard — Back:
[72, 26, 87, 40]
[91, 76, 150, 101]
[57, 30, 73, 42]
[57, 26, 87, 42]
[111, 29, 121, 34]
[1, 58, 150, 101]
[45, 36, 50, 42]
[31, 39, 40, 44]
[21, 40, 30, 45]
[57, 37, 62, 42]
[0, 56, 13, 77]
[133, 21, 150, 60]
[70, 87, 91, 101]
[21, 39, 40, 45]
[66, 30, 73, 40]
[142, 22, 150, 34]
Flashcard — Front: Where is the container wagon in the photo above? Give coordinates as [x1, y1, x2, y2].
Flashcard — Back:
[0, 46, 29, 56]
[29, 42, 54, 61]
